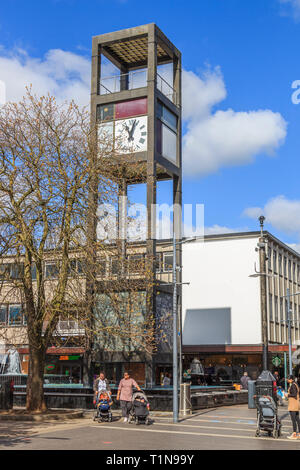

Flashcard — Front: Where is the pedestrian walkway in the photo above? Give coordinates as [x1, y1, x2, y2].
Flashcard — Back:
[0, 405, 298, 450]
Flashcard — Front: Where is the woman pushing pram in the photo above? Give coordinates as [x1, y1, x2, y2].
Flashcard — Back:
[93, 372, 113, 422]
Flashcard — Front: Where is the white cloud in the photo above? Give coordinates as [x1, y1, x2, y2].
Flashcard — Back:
[0, 47, 91, 107]
[287, 243, 300, 254]
[0, 48, 288, 179]
[182, 68, 287, 177]
[182, 67, 226, 121]
[204, 225, 245, 235]
[279, 0, 300, 21]
[244, 195, 300, 253]
[244, 196, 300, 235]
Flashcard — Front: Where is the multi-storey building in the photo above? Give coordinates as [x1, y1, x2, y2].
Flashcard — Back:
[0, 241, 175, 385]
[1, 230, 299, 385]
[182, 231, 300, 382]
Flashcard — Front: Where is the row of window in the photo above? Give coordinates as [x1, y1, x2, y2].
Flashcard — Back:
[0, 304, 26, 326]
[0, 252, 174, 281]
[268, 248, 300, 283]
[269, 293, 300, 323]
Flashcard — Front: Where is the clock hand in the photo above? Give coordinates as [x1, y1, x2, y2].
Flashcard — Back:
[123, 123, 130, 136]
[128, 120, 138, 141]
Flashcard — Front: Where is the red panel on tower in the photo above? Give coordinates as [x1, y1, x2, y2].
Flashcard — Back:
[115, 98, 147, 119]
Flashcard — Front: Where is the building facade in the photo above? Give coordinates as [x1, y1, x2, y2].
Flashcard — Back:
[182, 231, 300, 382]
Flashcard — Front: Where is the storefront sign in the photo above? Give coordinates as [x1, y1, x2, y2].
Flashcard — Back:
[59, 355, 80, 361]
[272, 356, 281, 367]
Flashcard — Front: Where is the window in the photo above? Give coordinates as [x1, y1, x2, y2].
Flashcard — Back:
[273, 251, 277, 272]
[68, 259, 85, 277]
[275, 296, 278, 322]
[269, 294, 273, 321]
[162, 124, 177, 163]
[280, 298, 284, 322]
[0, 264, 10, 280]
[31, 263, 37, 280]
[0, 263, 24, 281]
[163, 253, 173, 272]
[8, 305, 23, 326]
[157, 102, 177, 132]
[268, 247, 272, 269]
[284, 257, 287, 277]
[97, 103, 114, 121]
[110, 257, 120, 275]
[128, 254, 144, 274]
[156, 102, 177, 163]
[279, 254, 282, 275]
[96, 259, 107, 277]
[293, 262, 296, 282]
[0, 305, 7, 325]
[11, 263, 24, 279]
[288, 260, 292, 280]
[45, 262, 59, 279]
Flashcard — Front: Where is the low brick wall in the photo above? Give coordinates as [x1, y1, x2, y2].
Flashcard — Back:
[13, 387, 248, 411]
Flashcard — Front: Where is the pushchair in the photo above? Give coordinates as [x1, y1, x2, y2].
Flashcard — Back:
[254, 395, 281, 438]
[93, 390, 113, 423]
[128, 390, 150, 425]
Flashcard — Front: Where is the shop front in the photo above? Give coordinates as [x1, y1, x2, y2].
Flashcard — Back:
[182, 344, 293, 384]
[182, 352, 262, 384]
[44, 354, 83, 383]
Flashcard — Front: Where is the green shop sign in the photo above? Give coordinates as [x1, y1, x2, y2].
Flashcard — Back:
[272, 356, 281, 367]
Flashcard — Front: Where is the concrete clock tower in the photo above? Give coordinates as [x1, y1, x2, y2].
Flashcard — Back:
[90, 23, 182, 384]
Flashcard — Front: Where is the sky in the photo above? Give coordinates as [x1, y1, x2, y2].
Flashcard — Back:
[0, 0, 300, 250]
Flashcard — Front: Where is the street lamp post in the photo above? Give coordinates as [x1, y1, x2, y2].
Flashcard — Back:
[165, 234, 200, 423]
[172, 231, 178, 423]
[170, 234, 201, 423]
[287, 288, 293, 376]
[258, 216, 269, 371]
[283, 289, 300, 376]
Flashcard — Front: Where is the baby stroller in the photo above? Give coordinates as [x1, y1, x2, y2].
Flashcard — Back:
[254, 395, 281, 438]
[93, 391, 113, 423]
[128, 390, 150, 425]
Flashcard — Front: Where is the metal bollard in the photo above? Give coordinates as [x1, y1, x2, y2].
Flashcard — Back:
[248, 380, 256, 409]
[180, 382, 192, 416]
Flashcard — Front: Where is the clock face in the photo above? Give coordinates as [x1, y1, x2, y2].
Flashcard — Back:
[115, 116, 147, 154]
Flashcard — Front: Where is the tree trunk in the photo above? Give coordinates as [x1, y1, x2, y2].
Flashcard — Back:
[26, 346, 47, 412]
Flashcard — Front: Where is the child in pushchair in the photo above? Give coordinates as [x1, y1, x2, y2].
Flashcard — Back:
[128, 391, 150, 425]
[93, 391, 113, 422]
[254, 395, 281, 438]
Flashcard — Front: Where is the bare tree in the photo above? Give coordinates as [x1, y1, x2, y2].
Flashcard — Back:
[0, 89, 103, 411]
[0, 89, 166, 411]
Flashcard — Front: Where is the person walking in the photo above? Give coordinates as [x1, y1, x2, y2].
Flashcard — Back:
[274, 371, 280, 386]
[163, 372, 171, 387]
[93, 372, 111, 405]
[116, 371, 141, 423]
[285, 375, 300, 440]
[240, 371, 250, 390]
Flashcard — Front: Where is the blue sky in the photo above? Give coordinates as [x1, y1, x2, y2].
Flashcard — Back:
[1, 0, 300, 249]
